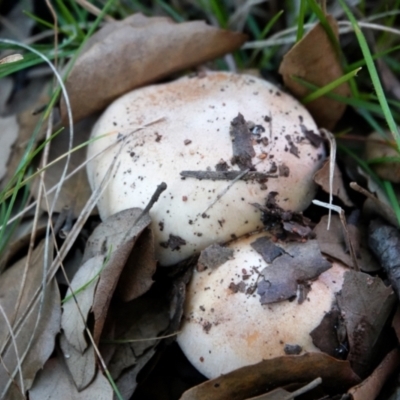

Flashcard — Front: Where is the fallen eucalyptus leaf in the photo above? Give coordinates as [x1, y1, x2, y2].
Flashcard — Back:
[180, 352, 360, 400]
[29, 356, 113, 399]
[314, 215, 379, 272]
[279, 15, 349, 130]
[0, 240, 61, 399]
[348, 348, 400, 400]
[337, 270, 396, 377]
[82, 207, 154, 343]
[60, 13, 247, 123]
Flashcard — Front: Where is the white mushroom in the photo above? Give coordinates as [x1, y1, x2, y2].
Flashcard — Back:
[87, 71, 325, 266]
[177, 232, 347, 379]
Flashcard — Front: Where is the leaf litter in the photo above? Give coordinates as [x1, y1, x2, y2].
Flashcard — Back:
[2, 4, 400, 399]
[278, 14, 350, 130]
[60, 13, 247, 123]
[0, 239, 60, 399]
[255, 239, 332, 304]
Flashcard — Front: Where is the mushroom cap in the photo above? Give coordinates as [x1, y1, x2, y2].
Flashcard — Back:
[87, 71, 325, 266]
[177, 232, 346, 379]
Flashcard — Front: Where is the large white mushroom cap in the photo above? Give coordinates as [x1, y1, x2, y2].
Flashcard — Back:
[87, 71, 325, 266]
[177, 232, 347, 379]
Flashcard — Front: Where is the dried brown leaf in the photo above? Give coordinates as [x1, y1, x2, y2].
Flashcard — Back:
[0, 213, 48, 272]
[31, 115, 96, 217]
[337, 270, 396, 377]
[59, 334, 96, 391]
[61, 254, 104, 352]
[3, 91, 49, 187]
[82, 208, 153, 343]
[29, 356, 113, 399]
[350, 181, 399, 228]
[314, 215, 379, 272]
[314, 158, 354, 206]
[180, 353, 360, 400]
[116, 227, 156, 302]
[0, 115, 19, 183]
[279, 15, 350, 130]
[60, 13, 247, 123]
[348, 348, 400, 400]
[310, 305, 343, 358]
[0, 240, 61, 398]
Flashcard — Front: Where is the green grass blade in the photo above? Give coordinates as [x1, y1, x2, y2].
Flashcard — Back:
[296, 0, 307, 42]
[339, 0, 400, 151]
[301, 67, 361, 103]
[155, 0, 184, 22]
[260, 10, 284, 39]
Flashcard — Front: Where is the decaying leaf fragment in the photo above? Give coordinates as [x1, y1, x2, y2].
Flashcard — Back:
[256, 239, 331, 304]
[279, 15, 350, 130]
[81, 207, 156, 344]
[60, 13, 247, 123]
[0, 240, 61, 399]
[337, 270, 396, 377]
[197, 243, 234, 271]
[315, 215, 379, 272]
[348, 348, 400, 400]
[180, 353, 360, 400]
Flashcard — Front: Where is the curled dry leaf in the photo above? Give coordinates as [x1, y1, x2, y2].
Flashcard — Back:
[179, 353, 360, 400]
[82, 208, 155, 344]
[314, 158, 354, 206]
[60, 13, 247, 123]
[337, 270, 396, 377]
[348, 348, 400, 400]
[0, 239, 61, 399]
[314, 215, 380, 272]
[279, 15, 350, 130]
[29, 356, 113, 400]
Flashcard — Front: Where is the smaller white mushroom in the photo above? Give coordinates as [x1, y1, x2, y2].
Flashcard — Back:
[177, 232, 347, 379]
[87, 71, 325, 266]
